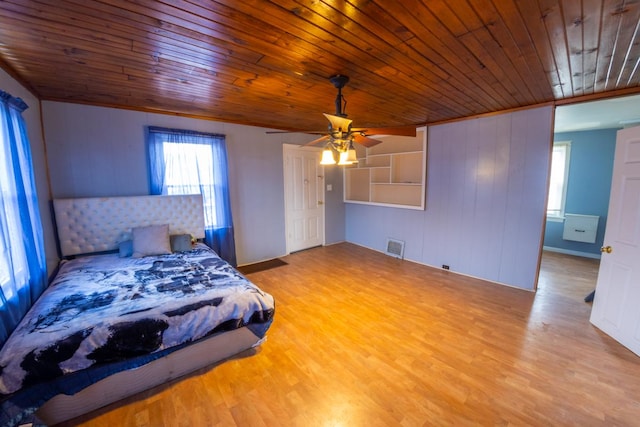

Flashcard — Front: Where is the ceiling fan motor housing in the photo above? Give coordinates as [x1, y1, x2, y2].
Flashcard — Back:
[329, 74, 349, 89]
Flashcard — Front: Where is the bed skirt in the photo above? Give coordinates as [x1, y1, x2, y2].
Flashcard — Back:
[36, 326, 264, 425]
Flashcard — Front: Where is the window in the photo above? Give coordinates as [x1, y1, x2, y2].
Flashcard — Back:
[0, 90, 47, 346]
[547, 141, 571, 219]
[0, 153, 28, 298]
[161, 141, 217, 227]
[147, 126, 237, 266]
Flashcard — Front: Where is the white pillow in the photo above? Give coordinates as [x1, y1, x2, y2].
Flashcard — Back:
[132, 224, 171, 258]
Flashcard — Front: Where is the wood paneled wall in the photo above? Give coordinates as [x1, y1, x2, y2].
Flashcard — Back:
[346, 106, 554, 290]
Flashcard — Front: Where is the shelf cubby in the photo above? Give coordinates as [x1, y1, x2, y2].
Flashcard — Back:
[344, 128, 427, 210]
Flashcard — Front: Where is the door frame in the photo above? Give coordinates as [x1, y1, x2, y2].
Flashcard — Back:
[282, 143, 325, 255]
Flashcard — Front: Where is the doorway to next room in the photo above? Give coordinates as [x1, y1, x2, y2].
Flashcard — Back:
[540, 94, 638, 302]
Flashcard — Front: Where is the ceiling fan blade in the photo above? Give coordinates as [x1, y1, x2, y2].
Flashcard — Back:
[266, 130, 326, 134]
[354, 134, 383, 148]
[323, 113, 352, 132]
[351, 126, 417, 137]
[303, 135, 330, 147]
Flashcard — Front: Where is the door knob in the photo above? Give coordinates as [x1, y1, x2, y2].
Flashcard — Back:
[600, 246, 612, 254]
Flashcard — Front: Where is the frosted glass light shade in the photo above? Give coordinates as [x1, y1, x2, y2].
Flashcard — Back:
[320, 149, 336, 165]
[337, 151, 353, 165]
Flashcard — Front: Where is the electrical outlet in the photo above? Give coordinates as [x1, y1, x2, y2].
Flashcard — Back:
[442, 264, 450, 270]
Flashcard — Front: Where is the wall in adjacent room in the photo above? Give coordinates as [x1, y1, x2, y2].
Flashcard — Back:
[543, 128, 617, 258]
[346, 106, 554, 290]
[41, 101, 345, 265]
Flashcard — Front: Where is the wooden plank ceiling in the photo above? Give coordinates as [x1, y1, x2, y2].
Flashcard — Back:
[1, 0, 640, 133]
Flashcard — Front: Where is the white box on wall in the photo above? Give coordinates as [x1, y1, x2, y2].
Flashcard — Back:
[563, 214, 599, 243]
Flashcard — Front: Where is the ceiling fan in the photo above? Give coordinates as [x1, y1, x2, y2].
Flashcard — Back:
[269, 75, 417, 165]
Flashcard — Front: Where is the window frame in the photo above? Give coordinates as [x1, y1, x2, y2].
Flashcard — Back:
[547, 140, 571, 222]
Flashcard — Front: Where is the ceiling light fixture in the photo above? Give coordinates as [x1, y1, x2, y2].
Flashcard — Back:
[319, 76, 357, 165]
[267, 75, 417, 163]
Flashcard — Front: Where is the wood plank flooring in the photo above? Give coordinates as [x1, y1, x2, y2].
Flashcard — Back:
[60, 244, 640, 426]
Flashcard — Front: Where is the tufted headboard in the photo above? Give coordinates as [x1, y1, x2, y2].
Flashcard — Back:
[53, 195, 205, 257]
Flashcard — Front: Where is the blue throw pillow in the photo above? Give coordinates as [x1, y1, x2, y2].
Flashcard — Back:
[118, 240, 133, 257]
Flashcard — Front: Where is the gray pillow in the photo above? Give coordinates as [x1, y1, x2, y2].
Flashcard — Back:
[170, 234, 193, 252]
[132, 224, 172, 258]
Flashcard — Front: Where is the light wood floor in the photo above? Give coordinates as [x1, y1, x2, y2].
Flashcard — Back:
[61, 244, 640, 426]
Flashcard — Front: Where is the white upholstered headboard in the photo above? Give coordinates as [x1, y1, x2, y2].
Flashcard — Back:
[53, 195, 205, 257]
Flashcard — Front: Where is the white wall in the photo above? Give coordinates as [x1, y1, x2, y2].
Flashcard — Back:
[0, 69, 58, 275]
[346, 106, 553, 290]
[41, 101, 346, 265]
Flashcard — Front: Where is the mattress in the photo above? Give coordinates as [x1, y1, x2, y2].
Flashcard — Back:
[0, 243, 275, 426]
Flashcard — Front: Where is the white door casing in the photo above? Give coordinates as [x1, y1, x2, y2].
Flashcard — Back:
[590, 126, 640, 356]
[283, 144, 324, 253]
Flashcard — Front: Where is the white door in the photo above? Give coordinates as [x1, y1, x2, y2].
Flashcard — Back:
[283, 144, 325, 253]
[590, 126, 640, 356]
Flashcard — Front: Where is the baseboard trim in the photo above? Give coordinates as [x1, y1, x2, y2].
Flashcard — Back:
[543, 246, 601, 259]
[346, 241, 535, 292]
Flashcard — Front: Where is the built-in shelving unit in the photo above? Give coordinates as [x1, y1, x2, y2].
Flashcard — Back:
[344, 127, 426, 209]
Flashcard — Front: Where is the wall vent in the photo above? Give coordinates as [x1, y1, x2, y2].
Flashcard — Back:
[385, 238, 405, 259]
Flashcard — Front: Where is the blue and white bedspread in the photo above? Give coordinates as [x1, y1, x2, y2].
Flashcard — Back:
[0, 244, 274, 425]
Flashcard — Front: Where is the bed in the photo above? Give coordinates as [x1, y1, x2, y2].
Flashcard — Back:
[0, 195, 275, 426]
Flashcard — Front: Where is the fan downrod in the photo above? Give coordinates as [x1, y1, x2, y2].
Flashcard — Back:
[329, 75, 349, 117]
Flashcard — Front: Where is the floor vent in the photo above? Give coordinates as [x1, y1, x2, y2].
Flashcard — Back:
[385, 238, 405, 259]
